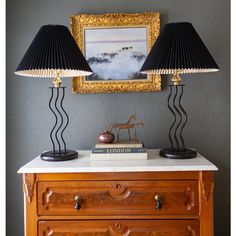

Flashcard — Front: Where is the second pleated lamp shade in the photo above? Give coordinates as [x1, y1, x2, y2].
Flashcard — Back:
[140, 22, 219, 75]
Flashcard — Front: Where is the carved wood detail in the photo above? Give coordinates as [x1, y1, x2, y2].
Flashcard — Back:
[202, 182, 214, 202]
[199, 171, 214, 236]
[109, 222, 130, 236]
[45, 227, 53, 236]
[201, 174, 214, 202]
[38, 220, 199, 235]
[23, 173, 36, 203]
[108, 183, 131, 200]
[38, 181, 199, 216]
[187, 225, 196, 236]
[184, 187, 195, 211]
[42, 188, 53, 210]
[22, 171, 215, 236]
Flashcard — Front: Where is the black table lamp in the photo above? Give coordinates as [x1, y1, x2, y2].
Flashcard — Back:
[15, 25, 93, 161]
[141, 22, 219, 159]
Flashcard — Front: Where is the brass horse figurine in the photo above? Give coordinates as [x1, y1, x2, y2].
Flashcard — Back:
[109, 114, 144, 141]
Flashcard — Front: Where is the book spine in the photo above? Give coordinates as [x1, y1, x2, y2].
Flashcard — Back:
[95, 143, 143, 148]
[91, 153, 148, 160]
[92, 148, 146, 154]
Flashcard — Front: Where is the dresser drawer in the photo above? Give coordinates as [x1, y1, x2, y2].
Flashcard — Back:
[38, 180, 198, 216]
[38, 220, 199, 235]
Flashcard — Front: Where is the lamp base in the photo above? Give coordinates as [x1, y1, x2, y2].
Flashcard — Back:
[41, 150, 78, 161]
[160, 148, 197, 159]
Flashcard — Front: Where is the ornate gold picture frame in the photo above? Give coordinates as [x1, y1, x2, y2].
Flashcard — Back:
[70, 12, 161, 93]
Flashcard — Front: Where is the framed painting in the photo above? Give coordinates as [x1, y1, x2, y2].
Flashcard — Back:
[70, 12, 161, 93]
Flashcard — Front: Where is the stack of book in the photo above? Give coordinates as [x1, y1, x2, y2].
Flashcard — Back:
[91, 140, 147, 160]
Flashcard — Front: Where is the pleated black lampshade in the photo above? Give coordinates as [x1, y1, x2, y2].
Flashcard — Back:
[141, 22, 219, 74]
[15, 25, 92, 77]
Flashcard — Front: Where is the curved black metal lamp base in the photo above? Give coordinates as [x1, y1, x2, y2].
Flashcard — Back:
[162, 84, 198, 160]
[160, 148, 197, 159]
[41, 150, 78, 161]
[41, 86, 78, 162]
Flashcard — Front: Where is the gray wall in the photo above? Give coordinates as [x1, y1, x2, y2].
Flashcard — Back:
[7, 0, 230, 235]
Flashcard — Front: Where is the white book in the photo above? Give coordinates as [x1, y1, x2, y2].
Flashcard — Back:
[90, 152, 148, 161]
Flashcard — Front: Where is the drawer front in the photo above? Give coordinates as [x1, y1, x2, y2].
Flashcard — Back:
[38, 220, 199, 235]
[38, 180, 198, 216]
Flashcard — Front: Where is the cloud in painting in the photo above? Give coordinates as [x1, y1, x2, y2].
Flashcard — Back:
[85, 27, 147, 81]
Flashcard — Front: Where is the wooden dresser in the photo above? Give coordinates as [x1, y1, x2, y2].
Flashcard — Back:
[18, 149, 217, 236]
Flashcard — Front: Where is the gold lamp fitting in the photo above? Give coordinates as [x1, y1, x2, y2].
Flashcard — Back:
[53, 71, 62, 88]
[171, 71, 182, 86]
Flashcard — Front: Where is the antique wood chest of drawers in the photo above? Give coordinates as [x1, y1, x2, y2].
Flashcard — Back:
[18, 149, 217, 236]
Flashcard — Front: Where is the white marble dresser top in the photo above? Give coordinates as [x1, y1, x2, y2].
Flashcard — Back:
[18, 149, 218, 173]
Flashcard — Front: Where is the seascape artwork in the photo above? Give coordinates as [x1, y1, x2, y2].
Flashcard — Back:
[84, 27, 148, 81]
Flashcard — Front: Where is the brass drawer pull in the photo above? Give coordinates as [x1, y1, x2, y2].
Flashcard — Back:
[74, 195, 81, 210]
[155, 195, 162, 210]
